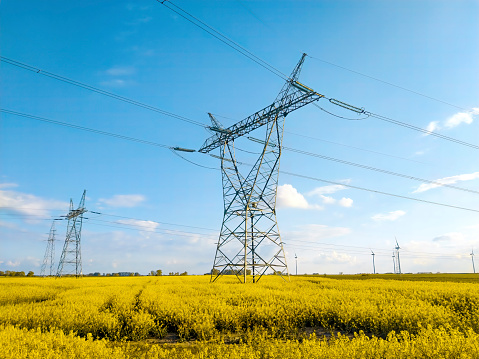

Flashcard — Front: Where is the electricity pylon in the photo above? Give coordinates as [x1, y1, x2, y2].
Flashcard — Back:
[471, 249, 476, 274]
[371, 249, 376, 274]
[56, 190, 87, 278]
[40, 221, 57, 277]
[199, 53, 324, 283]
[394, 237, 402, 274]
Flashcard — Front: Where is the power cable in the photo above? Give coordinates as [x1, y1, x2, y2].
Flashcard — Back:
[210, 112, 428, 164]
[1, 109, 172, 149]
[308, 55, 469, 112]
[157, 3, 477, 150]
[282, 146, 479, 195]
[366, 112, 479, 150]
[4, 109, 478, 213]
[170, 148, 217, 170]
[278, 170, 479, 213]
[157, 0, 289, 81]
[2, 207, 473, 259]
[0, 56, 207, 128]
[313, 102, 369, 121]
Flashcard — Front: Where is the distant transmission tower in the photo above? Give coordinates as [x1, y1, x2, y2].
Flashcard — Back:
[200, 54, 324, 283]
[394, 237, 402, 274]
[40, 221, 57, 277]
[371, 249, 376, 274]
[471, 249, 476, 274]
[56, 190, 87, 278]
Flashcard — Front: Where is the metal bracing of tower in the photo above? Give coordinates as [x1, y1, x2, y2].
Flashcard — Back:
[56, 190, 87, 278]
[394, 237, 402, 274]
[199, 54, 324, 283]
[40, 221, 57, 277]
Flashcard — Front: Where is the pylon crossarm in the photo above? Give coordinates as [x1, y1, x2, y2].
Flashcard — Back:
[199, 90, 323, 153]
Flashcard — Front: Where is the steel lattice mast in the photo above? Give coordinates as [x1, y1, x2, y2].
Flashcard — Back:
[199, 54, 324, 283]
[40, 221, 57, 277]
[56, 190, 87, 278]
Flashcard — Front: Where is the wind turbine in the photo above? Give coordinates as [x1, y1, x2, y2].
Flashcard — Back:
[295, 253, 298, 276]
[394, 237, 402, 274]
[471, 249, 476, 274]
[371, 249, 376, 274]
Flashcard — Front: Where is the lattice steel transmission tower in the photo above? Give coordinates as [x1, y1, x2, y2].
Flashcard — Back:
[56, 190, 87, 277]
[40, 221, 57, 277]
[394, 237, 402, 274]
[199, 54, 324, 283]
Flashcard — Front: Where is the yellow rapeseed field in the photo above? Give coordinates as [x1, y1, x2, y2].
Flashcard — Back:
[1, 275, 478, 358]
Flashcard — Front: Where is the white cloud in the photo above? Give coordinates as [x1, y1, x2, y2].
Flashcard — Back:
[371, 210, 405, 222]
[307, 183, 349, 196]
[106, 66, 136, 76]
[6, 261, 20, 267]
[100, 79, 127, 88]
[98, 194, 146, 208]
[326, 251, 355, 264]
[0, 183, 18, 189]
[423, 108, 478, 135]
[339, 197, 353, 207]
[286, 224, 351, 241]
[116, 219, 159, 232]
[307, 183, 353, 208]
[0, 188, 68, 217]
[423, 121, 440, 135]
[277, 184, 322, 210]
[445, 112, 474, 128]
[320, 195, 336, 204]
[413, 172, 479, 193]
[433, 232, 465, 242]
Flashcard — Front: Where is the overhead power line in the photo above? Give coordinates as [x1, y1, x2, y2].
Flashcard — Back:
[279, 170, 479, 213]
[157, 0, 289, 81]
[0, 56, 207, 128]
[366, 112, 479, 150]
[282, 146, 479, 195]
[4, 109, 479, 213]
[159, 2, 478, 151]
[1, 109, 172, 149]
[307, 55, 469, 112]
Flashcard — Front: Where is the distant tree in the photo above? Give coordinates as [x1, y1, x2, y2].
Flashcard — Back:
[156, 269, 162, 276]
[0, 271, 4, 276]
[211, 268, 220, 276]
[129, 273, 134, 276]
[150, 270, 155, 276]
[112, 273, 119, 277]
[15, 271, 25, 277]
[27, 271, 34, 277]
[180, 271, 188, 276]
[134, 272, 140, 276]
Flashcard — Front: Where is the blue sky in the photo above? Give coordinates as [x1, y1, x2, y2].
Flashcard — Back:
[1, 0, 478, 275]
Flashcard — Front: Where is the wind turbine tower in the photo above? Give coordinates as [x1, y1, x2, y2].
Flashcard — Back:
[40, 221, 57, 277]
[56, 190, 87, 278]
[295, 253, 298, 276]
[392, 252, 396, 274]
[472, 249, 476, 274]
[394, 237, 402, 274]
[371, 249, 376, 274]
